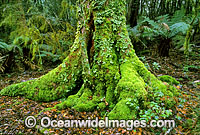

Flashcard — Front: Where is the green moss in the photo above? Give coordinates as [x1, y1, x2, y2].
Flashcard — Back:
[159, 75, 180, 85]
[108, 99, 137, 120]
[115, 59, 147, 100]
[55, 87, 102, 112]
[73, 101, 97, 112]
[0, 0, 181, 121]
[98, 102, 106, 110]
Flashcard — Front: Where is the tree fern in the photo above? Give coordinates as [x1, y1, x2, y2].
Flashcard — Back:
[170, 8, 186, 25]
[156, 14, 170, 24]
[136, 16, 190, 39]
[169, 22, 190, 38]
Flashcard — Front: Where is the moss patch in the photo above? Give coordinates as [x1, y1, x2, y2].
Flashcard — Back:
[159, 75, 180, 85]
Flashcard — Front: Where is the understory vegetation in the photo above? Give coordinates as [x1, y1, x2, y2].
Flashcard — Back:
[0, 0, 199, 134]
[0, 0, 77, 72]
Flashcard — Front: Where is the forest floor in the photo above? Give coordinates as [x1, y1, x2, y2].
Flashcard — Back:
[0, 48, 199, 134]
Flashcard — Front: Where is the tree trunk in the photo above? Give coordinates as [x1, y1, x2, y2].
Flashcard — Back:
[157, 37, 172, 57]
[127, 0, 140, 27]
[159, 0, 165, 15]
[0, 0, 178, 119]
[177, 0, 182, 10]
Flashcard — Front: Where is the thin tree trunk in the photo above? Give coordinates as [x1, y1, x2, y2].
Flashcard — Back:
[128, 0, 140, 27]
[159, 0, 165, 15]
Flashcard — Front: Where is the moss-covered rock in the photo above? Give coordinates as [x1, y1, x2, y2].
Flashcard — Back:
[159, 75, 180, 85]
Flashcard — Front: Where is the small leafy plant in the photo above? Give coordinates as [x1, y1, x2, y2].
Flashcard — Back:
[152, 62, 161, 70]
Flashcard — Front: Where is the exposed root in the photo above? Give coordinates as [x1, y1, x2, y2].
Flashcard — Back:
[55, 85, 103, 112]
[0, 36, 83, 102]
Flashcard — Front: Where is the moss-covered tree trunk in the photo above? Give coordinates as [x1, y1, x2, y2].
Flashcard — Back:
[0, 0, 178, 119]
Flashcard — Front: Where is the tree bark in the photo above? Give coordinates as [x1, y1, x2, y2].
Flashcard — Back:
[0, 0, 179, 119]
[127, 0, 140, 27]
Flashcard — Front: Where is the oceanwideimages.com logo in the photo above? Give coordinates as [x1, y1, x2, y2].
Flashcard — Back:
[25, 116, 175, 130]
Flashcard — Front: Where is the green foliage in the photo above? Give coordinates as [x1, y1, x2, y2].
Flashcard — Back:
[0, 39, 23, 73]
[0, 0, 181, 123]
[126, 98, 139, 110]
[169, 9, 186, 25]
[137, 16, 190, 40]
[159, 75, 180, 85]
[0, 0, 77, 71]
[183, 65, 200, 72]
[184, 6, 199, 56]
[127, 25, 147, 52]
[139, 90, 175, 122]
[127, 11, 195, 57]
[138, 56, 150, 70]
[139, 101, 173, 122]
[152, 62, 161, 70]
[0, 40, 22, 53]
[169, 22, 190, 37]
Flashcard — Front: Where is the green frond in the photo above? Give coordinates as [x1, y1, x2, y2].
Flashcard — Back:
[170, 9, 186, 25]
[0, 40, 23, 55]
[169, 22, 190, 38]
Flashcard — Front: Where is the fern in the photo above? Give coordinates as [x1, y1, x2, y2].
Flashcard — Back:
[156, 14, 170, 24]
[169, 22, 190, 38]
[0, 41, 11, 51]
[0, 0, 76, 68]
[140, 17, 159, 29]
[170, 8, 186, 25]
[0, 39, 23, 73]
[0, 40, 22, 54]
[136, 15, 190, 40]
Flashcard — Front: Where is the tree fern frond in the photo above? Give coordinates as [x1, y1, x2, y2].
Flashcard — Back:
[156, 14, 170, 24]
[170, 9, 186, 25]
[169, 22, 190, 38]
